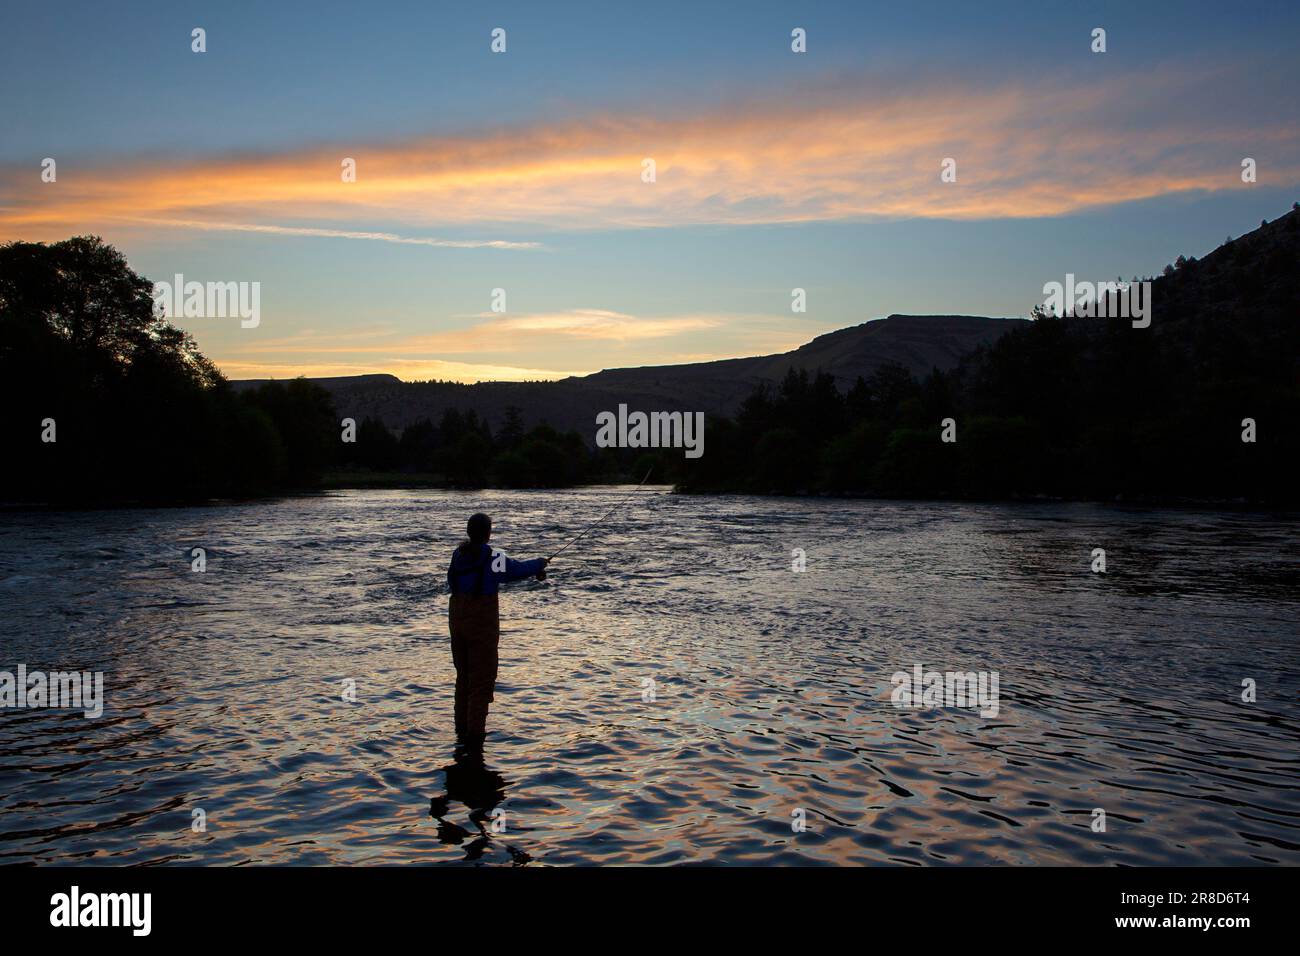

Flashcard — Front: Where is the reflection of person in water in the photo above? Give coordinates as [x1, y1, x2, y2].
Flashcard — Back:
[428, 749, 529, 863]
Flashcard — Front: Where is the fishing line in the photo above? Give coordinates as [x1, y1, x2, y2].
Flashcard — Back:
[547, 466, 655, 562]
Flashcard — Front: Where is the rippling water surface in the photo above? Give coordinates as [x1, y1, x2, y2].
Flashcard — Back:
[1, 490, 1297, 865]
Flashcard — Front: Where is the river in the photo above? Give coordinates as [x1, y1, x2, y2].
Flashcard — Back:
[1, 490, 1296, 865]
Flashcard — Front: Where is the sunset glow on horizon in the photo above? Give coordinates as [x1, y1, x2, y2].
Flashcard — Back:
[2, 0, 1297, 383]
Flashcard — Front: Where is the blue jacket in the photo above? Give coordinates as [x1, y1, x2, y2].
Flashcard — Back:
[447, 543, 545, 596]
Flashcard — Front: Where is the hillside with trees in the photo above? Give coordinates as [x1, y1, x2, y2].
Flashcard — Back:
[678, 206, 1300, 503]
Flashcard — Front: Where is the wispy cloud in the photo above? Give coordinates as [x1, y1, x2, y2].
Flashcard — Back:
[115, 217, 542, 249]
[217, 309, 796, 382]
[3, 63, 1294, 243]
[235, 310, 730, 355]
[496, 309, 720, 340]
[219, 358, 582, 383]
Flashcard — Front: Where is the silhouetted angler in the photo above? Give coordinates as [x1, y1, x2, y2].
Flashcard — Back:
[446, 513, 547, 750]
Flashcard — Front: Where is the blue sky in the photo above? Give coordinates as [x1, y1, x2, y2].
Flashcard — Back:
[1, 1, 1297, 380]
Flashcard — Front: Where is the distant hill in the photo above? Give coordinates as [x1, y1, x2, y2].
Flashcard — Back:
[230, 314, 1026, 438]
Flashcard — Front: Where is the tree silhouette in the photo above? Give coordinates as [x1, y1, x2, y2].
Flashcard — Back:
[0, 236, 336, 502]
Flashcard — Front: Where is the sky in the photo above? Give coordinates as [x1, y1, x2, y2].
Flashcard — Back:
[1, 0, 1297, 382]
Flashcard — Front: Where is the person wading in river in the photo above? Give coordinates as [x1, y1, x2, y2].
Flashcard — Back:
[446, 513, 548, 751]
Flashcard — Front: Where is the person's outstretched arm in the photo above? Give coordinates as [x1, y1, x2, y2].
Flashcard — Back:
[500, 555, 548, 582]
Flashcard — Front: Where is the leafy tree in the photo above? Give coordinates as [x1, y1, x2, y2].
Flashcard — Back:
[0, 236, 318, 502]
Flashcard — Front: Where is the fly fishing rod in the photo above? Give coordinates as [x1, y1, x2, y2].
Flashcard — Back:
[547, 466, 655, 562]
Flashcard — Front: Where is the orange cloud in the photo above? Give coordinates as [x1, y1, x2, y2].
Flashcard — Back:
[495, 310, 720, 340]
[231, 310, 727, 354]
[3, 65, 1294, 243]
[213, 310, 802, 382]
[218, 358, 581, 383]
